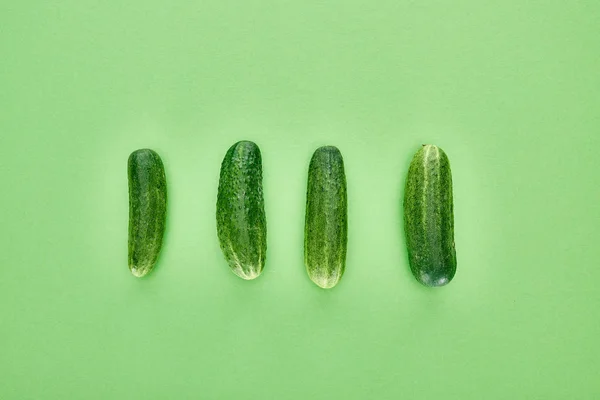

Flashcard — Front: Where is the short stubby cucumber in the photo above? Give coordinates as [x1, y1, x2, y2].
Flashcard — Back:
[304, 146, 348, 289]
[128, 149, 167, 278]
[403, 144, 456, 287]
[216, 141, 267, 280]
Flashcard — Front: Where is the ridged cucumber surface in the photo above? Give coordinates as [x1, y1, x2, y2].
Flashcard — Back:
[216, 141, 267, 280]
[304, 146, 348, 289]
[128, 149, 167, 278]
[403, 144, 456, 287]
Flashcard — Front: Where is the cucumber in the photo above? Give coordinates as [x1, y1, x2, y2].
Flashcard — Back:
[403, 144, 456, 287]
[216, 141, 267, 280]
[304, 146, 348, 289]
[128, 149, 167, 278]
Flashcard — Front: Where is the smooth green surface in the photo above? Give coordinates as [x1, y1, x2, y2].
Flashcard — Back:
[1, 1, 599, 398]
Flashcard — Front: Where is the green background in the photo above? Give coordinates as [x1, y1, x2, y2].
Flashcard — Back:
[1, 1, 599, 398]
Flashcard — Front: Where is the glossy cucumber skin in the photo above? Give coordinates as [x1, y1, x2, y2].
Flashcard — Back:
[216, 141, 267, 280]
[403, 144, 456, 287]
[128, 149, 167, 278]
[304, 146, 348, 289]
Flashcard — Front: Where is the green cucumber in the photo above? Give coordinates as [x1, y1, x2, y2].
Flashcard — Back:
[403, 144, 456, 287]
[304, 146, 348, 289]
[128, 149, 167, 278]
[216, 141, 267, 280]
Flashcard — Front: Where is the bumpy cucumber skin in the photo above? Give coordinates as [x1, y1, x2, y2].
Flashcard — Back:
[128, 149, 167, 278]
[304, 146, 348, 289]
[404, 144, 456, 287]
[217, 141, 267, 280]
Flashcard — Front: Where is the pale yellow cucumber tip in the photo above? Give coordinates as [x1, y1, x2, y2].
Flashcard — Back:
[232, 268, 262, 280]
[130, 266, 149, 278]
[309, 274, 340, 289]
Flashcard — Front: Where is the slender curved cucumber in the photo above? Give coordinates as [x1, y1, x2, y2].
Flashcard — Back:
[304, 146, 348, 289]
[128, 149, 167, 278]
[403, 144, 456, 287]
[216, 141, 267, 280]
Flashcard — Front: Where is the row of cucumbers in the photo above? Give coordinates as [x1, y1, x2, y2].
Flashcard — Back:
[128, 141, 457, 288]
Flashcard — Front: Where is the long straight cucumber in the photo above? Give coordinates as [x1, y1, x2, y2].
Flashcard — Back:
[403, 144, 456, 287]
[216, 141, 267, 280]
[128, 149, 167, 278]
[304, 146, 348, 289]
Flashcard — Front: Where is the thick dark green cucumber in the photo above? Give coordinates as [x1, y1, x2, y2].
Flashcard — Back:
[128, 149, 167, 278]
[216, 141, 267, 280]
[403, 144, 456, 287]
[304, 146, 348, 289]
